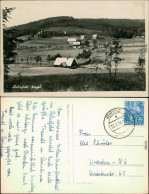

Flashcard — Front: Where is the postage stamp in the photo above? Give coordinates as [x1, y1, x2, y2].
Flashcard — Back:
[124, 101, 144, 126]
[103, 107, 135, 139]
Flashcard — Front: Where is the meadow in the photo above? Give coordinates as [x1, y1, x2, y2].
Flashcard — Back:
[14, 46, 145, 72]
[6, 36, 145, 92]
[5, 72, 145, 92]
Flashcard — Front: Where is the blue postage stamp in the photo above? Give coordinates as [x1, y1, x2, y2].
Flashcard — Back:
[124, 101, 144, 126]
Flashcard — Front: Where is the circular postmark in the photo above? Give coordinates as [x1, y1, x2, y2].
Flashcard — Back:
[103, 107, 135, 139]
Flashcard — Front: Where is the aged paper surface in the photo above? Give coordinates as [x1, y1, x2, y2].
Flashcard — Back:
[0, 0, 149, 193]
[1, 98, 148, 193]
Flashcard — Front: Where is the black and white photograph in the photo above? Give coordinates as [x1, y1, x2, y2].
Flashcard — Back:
[1, 1, 148, 93]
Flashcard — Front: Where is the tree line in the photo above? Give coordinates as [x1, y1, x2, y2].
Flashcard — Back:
[8, 16, 145, 39]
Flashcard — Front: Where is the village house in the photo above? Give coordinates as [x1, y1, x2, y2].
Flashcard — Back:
[73, 41, 80, 48]
[93, 34, 98, 39]
[34, 30, 43, 39]
[80, 35, 85, 40]
[54, 57, 78, 69]
[67, 38, 77, 44]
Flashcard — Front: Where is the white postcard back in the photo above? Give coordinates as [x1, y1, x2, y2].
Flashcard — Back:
[1, 98, 148, 193]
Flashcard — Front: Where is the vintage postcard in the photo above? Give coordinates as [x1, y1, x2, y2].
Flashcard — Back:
[1, 98, 148, 193]
[0, 0, 148, 97]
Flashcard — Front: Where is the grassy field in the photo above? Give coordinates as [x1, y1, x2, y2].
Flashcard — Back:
[6, 36, 145, 92]
[119, 37, 145, 44]
[14, 45, 145, 70]
[8, 66, 136, 77]
[5, 72, 145, 92]
[17, 49, 82, 59]
[16, 36, 145, 59]
[26, 37, 68, 46]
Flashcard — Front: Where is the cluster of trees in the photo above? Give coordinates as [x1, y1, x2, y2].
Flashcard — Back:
[19, 53, 62, 65]
[134, 50, 145, 81]
[77, 49, 92, 59]
[9, 16, 74, 35]
[103, 38, 124, 88]
[46, 53, 61, 63]
[40, 30, 84, 38]
[17, 45, 53, 51]
[93, 39, 98, 49]
[78, 19, 145, 38]
[3, 7, 23, 86]
[103, 39, 145, 89]
[75, 39, 99, 60]
[110, 28, 144, 39]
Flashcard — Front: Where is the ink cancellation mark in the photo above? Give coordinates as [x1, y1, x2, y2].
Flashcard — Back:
[103, 108, 135, 139]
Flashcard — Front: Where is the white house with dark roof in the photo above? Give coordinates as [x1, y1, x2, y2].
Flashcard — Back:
[54, 57, 78, 68]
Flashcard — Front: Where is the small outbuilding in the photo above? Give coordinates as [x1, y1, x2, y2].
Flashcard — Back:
[80, 35, 85, 40]
[93, 34, 98, 39]
[34, 30, 42, 39]
[54, 57, 78, 69]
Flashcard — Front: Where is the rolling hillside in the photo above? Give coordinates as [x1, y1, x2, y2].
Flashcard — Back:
[9, 16, 145, 38]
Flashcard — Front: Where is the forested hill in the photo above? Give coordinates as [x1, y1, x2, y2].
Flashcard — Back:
[9, 16, 145, 38]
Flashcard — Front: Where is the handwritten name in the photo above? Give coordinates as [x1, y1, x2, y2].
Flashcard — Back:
[80, 139, 112, 146]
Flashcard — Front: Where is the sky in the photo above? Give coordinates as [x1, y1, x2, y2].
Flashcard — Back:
[1, 1, 145, 27]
